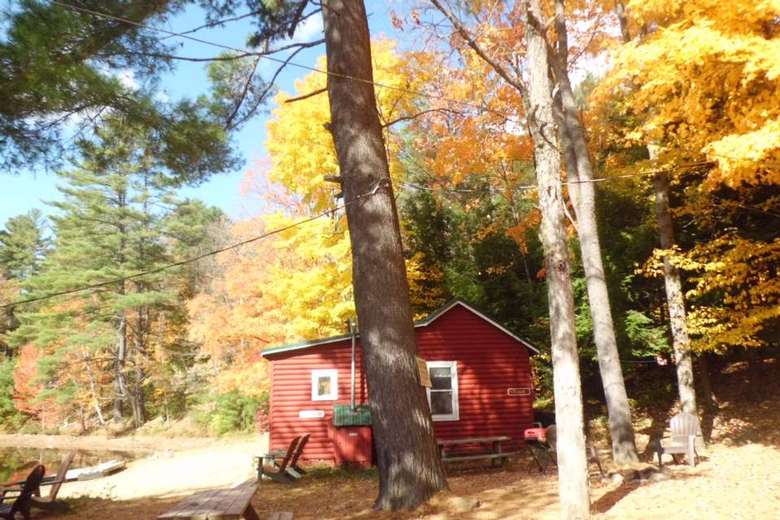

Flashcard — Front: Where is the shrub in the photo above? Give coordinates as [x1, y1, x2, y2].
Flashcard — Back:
[198, 390, 267, 436]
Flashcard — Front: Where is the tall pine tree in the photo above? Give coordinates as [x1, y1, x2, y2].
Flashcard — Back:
[0, 210, 48, 281]
[0, 210, 49, 355]
[11, 119, 219, 428]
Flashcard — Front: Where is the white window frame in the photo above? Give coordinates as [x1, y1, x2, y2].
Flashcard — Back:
[311, 369, 338, 401]
[426, 361, 459, 421]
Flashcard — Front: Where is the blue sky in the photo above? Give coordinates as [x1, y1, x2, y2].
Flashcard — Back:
[1, 2, 405, 226]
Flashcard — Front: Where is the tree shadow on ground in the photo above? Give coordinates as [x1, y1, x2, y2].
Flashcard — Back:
[51, 496, 180, 520]
[251, 454, 565, 519]
[704, 357, 780, 449]
[591, 469, 705, 514]
[625, 356, 780, 458]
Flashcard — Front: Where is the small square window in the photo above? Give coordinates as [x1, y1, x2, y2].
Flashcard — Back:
[426, 361, 459, 421]
[311, 369, 338, 401]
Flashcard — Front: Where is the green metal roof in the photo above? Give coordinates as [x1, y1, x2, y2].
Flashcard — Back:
[261, 332, 354, 357]
[260, 299, 540, 358]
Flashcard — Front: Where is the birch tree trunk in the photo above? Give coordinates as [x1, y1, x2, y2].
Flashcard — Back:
[83, 351, 106, 426]
[653, 173, 697, 414]
[321, 0, 448, 510]
[114, 312, 128, 422]
[552, 0, 638, 465]
[114, 191, 129, 422]
[526, 0, 590, 516]
[616, 5, 697, 414]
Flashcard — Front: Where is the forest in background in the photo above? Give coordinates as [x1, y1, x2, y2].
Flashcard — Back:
[0, 0, 778, 438]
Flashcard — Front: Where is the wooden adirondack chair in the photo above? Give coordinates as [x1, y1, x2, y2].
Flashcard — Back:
[1, 451, 75, 512]
[285, 434, 309, 479]
[0, 465, 45, 520]
[257, 436, 301, 483]
[653, 412, 704, 467]
[32, 451, 74, 511]
[257, 434, 311, 483]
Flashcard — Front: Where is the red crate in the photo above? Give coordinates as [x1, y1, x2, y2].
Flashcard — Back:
[332, 426, 373, 468]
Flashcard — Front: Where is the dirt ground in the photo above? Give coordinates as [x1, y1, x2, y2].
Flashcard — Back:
[15, 360, 780, 519]
[37, 431, 780, 520]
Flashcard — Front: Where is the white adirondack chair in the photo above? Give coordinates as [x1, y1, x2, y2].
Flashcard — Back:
[653, 412, 704, 467]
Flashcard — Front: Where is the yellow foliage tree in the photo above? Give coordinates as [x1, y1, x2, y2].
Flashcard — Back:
[594, 0, 780, 351]
[188, 215, 354, 396]
[594, 0, 780, 187]
[266, 39, 428, 211]
[190, 40, 432, 372]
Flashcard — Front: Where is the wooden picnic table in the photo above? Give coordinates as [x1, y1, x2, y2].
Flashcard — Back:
[157, 481, 261, 520]
[437, 436, 519, 464]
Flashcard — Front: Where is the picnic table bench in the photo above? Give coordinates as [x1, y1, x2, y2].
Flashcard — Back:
[437, 436, 520, 465]
[157, 481, 263, 520]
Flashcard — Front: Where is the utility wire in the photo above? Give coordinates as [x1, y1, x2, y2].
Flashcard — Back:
[50, 2, 744, 196]
[19, 4, 773, 312]
[1, 182, 386, 310]
[50, 0, 518, 124]
[401, 161, 717, 194]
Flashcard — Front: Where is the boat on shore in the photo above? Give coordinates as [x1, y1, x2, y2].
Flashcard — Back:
[3, 458, 126, 487]
[64, 459, 126, 481]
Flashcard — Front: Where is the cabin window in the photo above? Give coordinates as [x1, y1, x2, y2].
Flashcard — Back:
[311, 369, 338, 401]
[426, 361, 459, 421]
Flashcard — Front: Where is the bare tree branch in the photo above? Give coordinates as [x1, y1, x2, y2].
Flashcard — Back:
[287, 1, 309, 37]
[224, 56, 262, 130]
[101, 39, 325, 63]
[284, 87, 327, 103]
[381, 107, 463, 128]
[429, 0, 528, 99]
[159, 10, 264, 40]
[226, 43, 312, 129]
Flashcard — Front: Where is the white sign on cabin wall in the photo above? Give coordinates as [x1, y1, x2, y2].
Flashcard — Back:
[298, 409, 326, 419]
[507, 387, 531, 397]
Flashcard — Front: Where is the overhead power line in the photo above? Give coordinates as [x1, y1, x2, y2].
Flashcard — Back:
[50, 0, 519, 124]
[401, 161, 717, 194]
[1, 182, 386, 310]
[50, 2, 744, 196]
[52, 0, 772, 205]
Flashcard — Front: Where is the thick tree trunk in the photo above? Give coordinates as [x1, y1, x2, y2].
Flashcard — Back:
[526, 1, 590, 517]
[653, 173, 697, 414]
[321, 0, 448, 510]
[552, 0, 638, 466]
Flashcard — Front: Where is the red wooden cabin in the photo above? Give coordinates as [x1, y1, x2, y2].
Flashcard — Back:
[261, 300, 539, 465]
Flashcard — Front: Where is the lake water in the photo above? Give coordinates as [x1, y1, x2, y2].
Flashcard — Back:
[0, 446, 137, 483]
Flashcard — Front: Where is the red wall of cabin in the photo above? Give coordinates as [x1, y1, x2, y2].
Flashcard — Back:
[266, 304, 535, 463]
[268, 341, 369, 461]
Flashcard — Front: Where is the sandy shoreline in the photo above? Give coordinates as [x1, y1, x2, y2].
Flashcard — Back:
[1, 433, 269, 501]
[60, 436, 267, 500]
